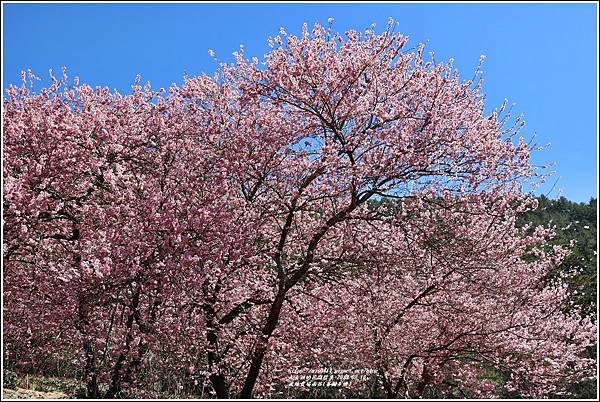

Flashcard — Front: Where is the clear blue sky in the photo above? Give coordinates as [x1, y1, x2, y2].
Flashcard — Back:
[3, 3, 597, 202]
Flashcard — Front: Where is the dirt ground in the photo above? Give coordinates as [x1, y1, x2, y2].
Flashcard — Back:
[3, 388, 70, 399]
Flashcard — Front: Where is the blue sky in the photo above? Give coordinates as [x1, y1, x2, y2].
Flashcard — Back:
[3, 3, 597, 202]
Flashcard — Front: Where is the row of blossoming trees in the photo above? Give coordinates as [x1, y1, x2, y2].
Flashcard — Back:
[3, 21, 596, 399]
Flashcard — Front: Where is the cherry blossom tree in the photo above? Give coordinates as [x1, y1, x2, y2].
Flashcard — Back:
[274, 195, 595, 398]
[3, 20, 596, 399]
[3, 71, 240, 397]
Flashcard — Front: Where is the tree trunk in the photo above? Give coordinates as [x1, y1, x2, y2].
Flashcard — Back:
[105, 286, 140, 398]
[204, 305, 230, 398]
[83, 339, 99, 398]
[239, 290, 286, 398]
[76, 294, 99, 398]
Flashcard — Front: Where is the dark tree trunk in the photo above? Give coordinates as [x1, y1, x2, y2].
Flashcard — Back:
[83, 339, 99, 398]
[414, 365, 431, 398]
[76, 294, 99, 398]
[239, 291, 286, 398]
[237, 191, 374, 398]
[105, 286, 140, 398]
[203, 301, 230, 398]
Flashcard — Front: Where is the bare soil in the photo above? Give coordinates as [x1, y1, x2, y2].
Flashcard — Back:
[3, 387, 70, 399]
